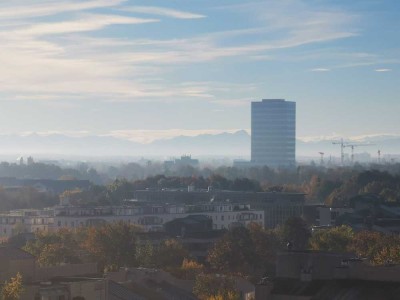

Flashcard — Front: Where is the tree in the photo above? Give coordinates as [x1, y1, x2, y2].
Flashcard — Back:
[207, 226, 256, 275]
[193, 273, 239, 300]
[178, 259, 204, 280]
[309, 226, 354, 252]
[248, 223, 282, 276]
[2, 273, 24, 300]
[23, 229, 81, 266]
[281, 217, 311, 250]
[83, 221, 140, 270]
[135, 241, 155, 268]
[207, 224, 282, 279]
[155, 239, 189, 269]
[348, 231, 385, 260]
[373, 245, 400, 265]
[348, 231, 400, 265]
[37, 243, 74, 267]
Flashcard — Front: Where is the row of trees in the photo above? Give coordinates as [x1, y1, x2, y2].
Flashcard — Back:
[59, 168, 400, 208]
[310, 226, 400, 264]
[0, 187, 57, 211]
[22, 223, 191, 272]
[2, 162, 400, 209]
[0, 161, 103, 184]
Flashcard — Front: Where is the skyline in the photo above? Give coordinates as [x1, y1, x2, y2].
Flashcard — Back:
[1, 0, 399, 142]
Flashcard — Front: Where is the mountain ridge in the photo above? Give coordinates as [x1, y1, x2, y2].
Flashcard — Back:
[0, 131, 399, 158]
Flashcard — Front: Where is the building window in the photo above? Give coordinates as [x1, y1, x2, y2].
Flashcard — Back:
[221, 215, 224, 221]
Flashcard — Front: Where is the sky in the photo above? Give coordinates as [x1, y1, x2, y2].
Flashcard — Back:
[0, 0, 399, 143]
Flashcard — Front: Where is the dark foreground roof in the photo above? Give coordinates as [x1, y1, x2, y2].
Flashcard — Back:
[269, 279, 400, 300]
[0, 246, 35, 260]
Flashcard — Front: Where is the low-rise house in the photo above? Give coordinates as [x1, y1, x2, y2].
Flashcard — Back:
[256, 250, 400, 300]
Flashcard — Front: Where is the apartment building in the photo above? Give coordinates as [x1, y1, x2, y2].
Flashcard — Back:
[0, 203, 264, 238]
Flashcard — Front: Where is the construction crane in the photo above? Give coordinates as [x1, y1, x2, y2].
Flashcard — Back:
[344, 143, 375, 164]
[318, 152, 325, 166]
[332, 139, 348, 166]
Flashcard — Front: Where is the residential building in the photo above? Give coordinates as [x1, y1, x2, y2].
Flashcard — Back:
[0, 209, 54, 239]
[134, 189, 305, 228]
[251, 99, 296, 168]
[0, 202, 264, 238]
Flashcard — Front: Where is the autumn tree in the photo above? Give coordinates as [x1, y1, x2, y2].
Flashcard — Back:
[208, 224, 282, 279]
[1, 273, 24, 300]
[348, 231, 386, 260]
[348, 231, 400, 264]
[179, 259, 204, 280]
[37, 243, 75, 267]
[193, 273, 240, 300]
[83, 221, 141, 270]
[373, 244, 400, 265]
[24, 229, 81, 266]
[207, 226, 256, 276]
[309, 226, 354, 252]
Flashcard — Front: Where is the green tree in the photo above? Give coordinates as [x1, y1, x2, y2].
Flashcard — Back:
[248, 223, 282, 276]
[309, 226, 354, 252]
[2, 273, 24, 300]
[281, 217, 311, 250]
[135, 241, 155, 268]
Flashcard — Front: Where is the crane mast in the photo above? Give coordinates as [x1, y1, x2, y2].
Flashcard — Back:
[332, 139, 347, 166]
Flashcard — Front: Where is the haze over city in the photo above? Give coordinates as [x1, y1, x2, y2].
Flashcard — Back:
[0, 0, 399, 153]
[2, 2, 400, 300]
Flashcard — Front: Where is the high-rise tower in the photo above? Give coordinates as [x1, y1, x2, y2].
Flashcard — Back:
[251, 99, 296, 168]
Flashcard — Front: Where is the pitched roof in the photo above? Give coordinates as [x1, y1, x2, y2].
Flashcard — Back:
[0, 246, 35, 260]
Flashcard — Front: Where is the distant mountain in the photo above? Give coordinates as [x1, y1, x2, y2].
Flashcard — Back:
[149, 130, 250, 156]
[0, 131, 399, 159]
[0, 134, 141, 156]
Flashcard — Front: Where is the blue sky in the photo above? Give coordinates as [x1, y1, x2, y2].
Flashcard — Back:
[0, 0, 399, 143]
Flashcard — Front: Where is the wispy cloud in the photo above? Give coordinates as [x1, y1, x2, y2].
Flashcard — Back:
[15, 14, 158, 36]
[0, 0, 126, 20]
[310, 68, 330, 72]
[0, 0, 362, 104]
[122, 6, 205, 19]
[375, 68, 392, 72]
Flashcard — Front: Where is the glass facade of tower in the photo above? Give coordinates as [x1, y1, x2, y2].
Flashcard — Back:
[251, 99, 296, 168]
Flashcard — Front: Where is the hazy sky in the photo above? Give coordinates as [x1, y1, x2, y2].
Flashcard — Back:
[0, 0, 399, 142]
